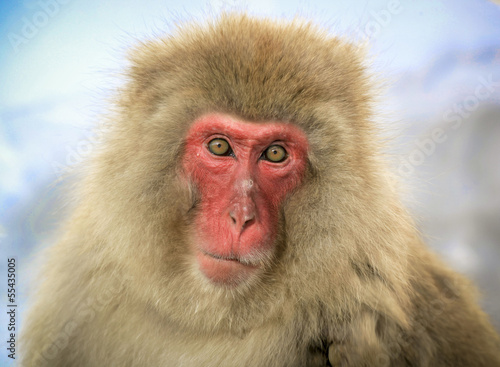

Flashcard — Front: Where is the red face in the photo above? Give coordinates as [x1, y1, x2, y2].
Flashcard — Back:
[182, 113, 309, 286]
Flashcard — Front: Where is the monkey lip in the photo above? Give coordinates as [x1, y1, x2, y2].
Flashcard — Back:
[201, 250, 257, 265]
[196, 250, 260, 285]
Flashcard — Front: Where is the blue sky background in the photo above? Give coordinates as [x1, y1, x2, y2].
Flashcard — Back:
[0, 1, 499, 365]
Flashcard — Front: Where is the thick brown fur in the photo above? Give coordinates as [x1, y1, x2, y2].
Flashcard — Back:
[21, 13, 500, 367]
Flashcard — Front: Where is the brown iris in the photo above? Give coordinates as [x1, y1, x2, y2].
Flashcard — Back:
[208, 138, 231, 156]
[264, 145, 287, 163]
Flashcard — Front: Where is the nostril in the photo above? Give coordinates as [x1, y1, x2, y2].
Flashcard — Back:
[229, 210, 255, 230]
[229, 201, 256, 231]
[242, 217, 254, 230]
[230, 212, 237, 225]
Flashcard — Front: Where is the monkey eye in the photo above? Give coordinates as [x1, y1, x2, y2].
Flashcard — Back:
[263, 145, 287, 163]
[208, 138, 232, 156]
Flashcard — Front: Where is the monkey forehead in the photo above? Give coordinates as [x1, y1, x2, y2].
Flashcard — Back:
[184, 113, 310, 148]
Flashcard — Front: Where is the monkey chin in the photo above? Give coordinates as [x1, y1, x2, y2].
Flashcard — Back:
[196, 250, 260, 287]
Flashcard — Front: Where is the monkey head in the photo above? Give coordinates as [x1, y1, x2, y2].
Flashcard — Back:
[81, 13, 380, 333]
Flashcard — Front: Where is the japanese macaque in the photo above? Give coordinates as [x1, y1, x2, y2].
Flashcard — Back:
[21, 13, 500, 367]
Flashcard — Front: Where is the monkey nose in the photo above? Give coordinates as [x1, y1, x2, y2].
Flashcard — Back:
[229, 201, 256, 231]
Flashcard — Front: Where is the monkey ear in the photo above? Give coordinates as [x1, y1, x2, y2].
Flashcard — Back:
[328, 343, 343, 366]
[306, 348, 330, 366]
[306, 338, 334, 367]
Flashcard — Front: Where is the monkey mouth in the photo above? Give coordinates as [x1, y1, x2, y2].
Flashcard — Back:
[196, 249, 261, 285]
[199, 249, 258, 267]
